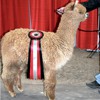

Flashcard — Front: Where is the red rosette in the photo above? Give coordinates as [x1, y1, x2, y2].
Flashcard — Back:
[27, 30, 44, 80]
[29, 31, 43, 40]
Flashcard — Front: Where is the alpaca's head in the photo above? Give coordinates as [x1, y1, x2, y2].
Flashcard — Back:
[57, 2, 87, 22]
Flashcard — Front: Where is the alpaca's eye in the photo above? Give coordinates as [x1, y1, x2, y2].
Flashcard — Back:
[79, 11, 82, 14]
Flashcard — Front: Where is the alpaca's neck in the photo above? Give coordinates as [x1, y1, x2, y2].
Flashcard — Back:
[56, 13, 80, 46]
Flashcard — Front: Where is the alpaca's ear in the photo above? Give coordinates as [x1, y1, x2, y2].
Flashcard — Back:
[56, 7, 65, 15]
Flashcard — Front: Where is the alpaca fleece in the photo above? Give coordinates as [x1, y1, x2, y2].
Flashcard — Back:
[1, 2, 86, 100]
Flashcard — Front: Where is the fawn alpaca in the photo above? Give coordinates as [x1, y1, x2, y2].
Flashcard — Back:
[1, 2, 86, 100]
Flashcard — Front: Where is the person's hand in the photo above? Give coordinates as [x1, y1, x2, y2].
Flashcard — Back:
[70, 0, 75, 2]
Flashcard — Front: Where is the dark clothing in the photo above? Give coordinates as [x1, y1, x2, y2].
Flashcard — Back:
[81, 0, 100, 12]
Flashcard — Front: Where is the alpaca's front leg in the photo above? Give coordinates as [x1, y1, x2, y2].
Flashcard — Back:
[44, 68, 56, 100]
[43, 80, 47, 96]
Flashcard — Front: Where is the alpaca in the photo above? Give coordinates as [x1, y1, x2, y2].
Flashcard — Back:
[1, 2, 86, 100]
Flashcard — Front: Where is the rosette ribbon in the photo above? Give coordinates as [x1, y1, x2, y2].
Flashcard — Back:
[27, 31, 44, 80]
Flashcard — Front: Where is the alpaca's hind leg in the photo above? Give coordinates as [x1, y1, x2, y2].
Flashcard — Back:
[44, 69, 56, 100]
[14, 64, 26, 92]
[15, 69, 23, 92]
[1, 61, 19, 97]
[1, 73, 16, 97]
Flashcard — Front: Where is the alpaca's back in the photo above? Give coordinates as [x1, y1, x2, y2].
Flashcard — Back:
[1, 29, 32, 69]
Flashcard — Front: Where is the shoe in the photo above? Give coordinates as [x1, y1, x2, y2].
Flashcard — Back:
[86, 81, 100, 89]
[98, 89, 100, 93]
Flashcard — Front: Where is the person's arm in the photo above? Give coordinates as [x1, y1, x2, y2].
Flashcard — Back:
[81, 0, 100, 12]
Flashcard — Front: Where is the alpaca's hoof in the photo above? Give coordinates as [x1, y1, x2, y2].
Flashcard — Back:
[9, 91, 16, 97]
[17, 86, 24, 92]
[43, 91, 47, 97]
[49, 97, 55, 100]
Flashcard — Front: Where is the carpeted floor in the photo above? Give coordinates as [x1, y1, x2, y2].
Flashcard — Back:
[56, 48, 99, 84]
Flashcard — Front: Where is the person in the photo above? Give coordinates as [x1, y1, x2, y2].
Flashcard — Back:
[80, 0, 100, 12]
[79, 0, 100, 88]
